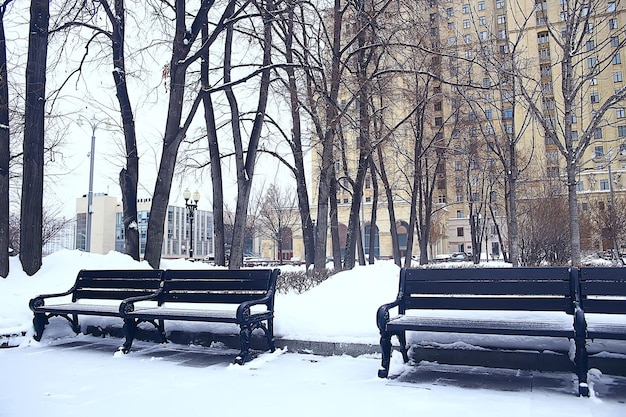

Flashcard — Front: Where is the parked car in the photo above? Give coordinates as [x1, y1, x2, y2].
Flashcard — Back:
[450, 252, 469, 261]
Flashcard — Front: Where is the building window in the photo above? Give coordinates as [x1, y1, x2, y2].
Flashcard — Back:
[586, 40, 595, 51]
[454, 161, 462, 171]
[590, 92, 599, 103]
[479, 31, 487, 41]
[478, 1, 485, 10]
[438, 195, 447, 203]
[590, 76, 598, 85]
[434, 101, 443, 111]
[497, 14, 506, 24]
[485, 109, 493, 119]
[609, 18, 618, 30]
[496, 0, 504, 8]
[594, 128, 602, 139]
[503, 108, 513, 119]
[611, 36, 619, 47]
[615, 71, 623, 82]
[434, 116, 443, 126]
[446, 7, 454, 17]
[456, 210, 464, 218]
[572, 130, 579, 141]
[618, 125, 626, 137]
[479, 16, 486, 25]
[462, 4, 470, 13]
[617, 108, 625, 118]
[608, 1, 616, 12]
[613, 53, 621, 65]
[587, 57, 597, 68]
[464, 34, 471, 43]
[595, 145, 604, 158]
[600, 179, 610, 191]
[457, 227, 464, 237]
[498, 29, 506, 39]
[463, 19, 470, 28]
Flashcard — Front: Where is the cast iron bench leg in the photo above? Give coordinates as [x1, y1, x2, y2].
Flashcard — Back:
[397, 330, 409, 363]
[378, 330, 392, 378]
[33, 313, 47, 342]
[575, 336, 589, 397]
[121, 318, 137, 354]
[236, 324, 252, 365]
[267, 317, 276, 352]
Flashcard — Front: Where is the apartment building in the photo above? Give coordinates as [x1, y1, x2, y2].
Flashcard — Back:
[297, 0, 626, 262]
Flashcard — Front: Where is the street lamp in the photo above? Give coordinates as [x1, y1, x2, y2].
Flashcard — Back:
[606, 150, 620, 262]
[183, 188, 201, 259]
[78, 115, 109, 252]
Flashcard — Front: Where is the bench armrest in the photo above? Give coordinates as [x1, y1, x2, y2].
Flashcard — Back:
[29, 287, 77, 311]
[119, 286, 164, 315]
[376, 299, 402, 332]
[236, 293, 275, 322]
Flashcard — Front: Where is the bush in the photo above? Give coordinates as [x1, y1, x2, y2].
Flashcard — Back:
[276, 269, 334, 294]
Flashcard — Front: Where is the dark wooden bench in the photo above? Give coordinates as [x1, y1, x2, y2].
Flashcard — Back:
[376, 267, 588, 396]
[119, 268, 280, 364]
[29, 269, 164, 341]
[576, 267, 626, 377]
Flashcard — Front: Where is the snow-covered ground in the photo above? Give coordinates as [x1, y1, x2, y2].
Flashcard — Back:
[1, 250, 625, 416]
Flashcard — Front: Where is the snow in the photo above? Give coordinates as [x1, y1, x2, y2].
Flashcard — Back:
[1, 250, 625, 416]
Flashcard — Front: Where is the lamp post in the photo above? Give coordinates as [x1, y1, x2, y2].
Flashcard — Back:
[184, 188, 200, 259]
[79, 115, 108, 252]
[606, 150, 620, 262]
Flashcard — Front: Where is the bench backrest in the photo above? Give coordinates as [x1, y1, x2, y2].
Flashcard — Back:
[157, 269, 280, 306]
[578, 267, 626, 314]
[72, 269, 164, 302]
[398, 267, 576, 314]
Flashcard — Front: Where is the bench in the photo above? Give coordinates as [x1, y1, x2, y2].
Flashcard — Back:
[119, 268, 280, 364]
[576, 267, 626, 377]
[29, 269, 164, 341]
[376, 267, 588, 396]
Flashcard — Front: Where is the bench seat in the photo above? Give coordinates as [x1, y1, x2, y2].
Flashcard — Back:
[386, 313, 576, 337]
[127, 306, 272, 323]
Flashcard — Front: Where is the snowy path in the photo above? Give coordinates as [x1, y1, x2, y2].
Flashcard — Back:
[0, 336, 624, 417]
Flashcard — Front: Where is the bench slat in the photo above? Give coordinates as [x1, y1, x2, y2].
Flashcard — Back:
[161, 291, 267, 304]
[386, 315, 575, 337]
[163, 279, 269, 292]
[403, 296, 571, 312]
[404, 267, 570, 282]
[405, 280, 571, 296]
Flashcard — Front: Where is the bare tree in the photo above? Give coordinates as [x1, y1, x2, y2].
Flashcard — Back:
[0, 0, 13, 277]
[20, 0, 49, 276]
[143, 0, 215, 269]
[224, 0, 275, 269]
[515, 0, 626, 265]
[257, 183, 299, 264]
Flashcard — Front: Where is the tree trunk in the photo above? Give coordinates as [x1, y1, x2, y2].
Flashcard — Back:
[20, 0, 48, 276]
[201, 22, 226, 267]
[377, 147, 401, 266]
[107, 0, 140, 261]
[283, 3, 314, 269]
[144, 0, 211, 268]
[226, 0, 273, 270]
[0, 4, 9, 277]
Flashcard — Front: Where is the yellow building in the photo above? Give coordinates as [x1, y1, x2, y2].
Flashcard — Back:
[282, 0, 626, 263]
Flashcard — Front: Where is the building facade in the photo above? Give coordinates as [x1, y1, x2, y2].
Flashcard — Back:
[293, 0, 626, 263]
[76, 195, 214, 259]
